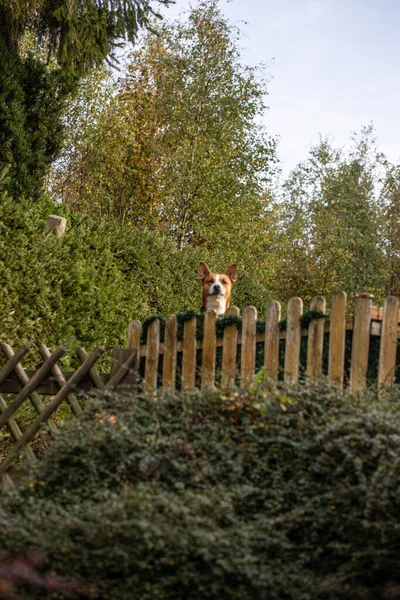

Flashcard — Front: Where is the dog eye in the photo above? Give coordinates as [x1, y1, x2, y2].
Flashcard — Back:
[208, 278, 214, 284]
[221, 279, 228, 284]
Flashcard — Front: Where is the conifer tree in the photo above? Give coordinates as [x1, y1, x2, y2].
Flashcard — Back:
[0, 0, 171, 198]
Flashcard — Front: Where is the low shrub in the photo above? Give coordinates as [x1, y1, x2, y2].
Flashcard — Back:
[1, 383, 400, 599]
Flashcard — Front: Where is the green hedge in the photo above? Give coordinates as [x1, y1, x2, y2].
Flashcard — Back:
[1, 384, 400, 599]
[0, 192, 275, 368]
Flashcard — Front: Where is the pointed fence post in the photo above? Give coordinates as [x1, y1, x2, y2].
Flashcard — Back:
[378, 296, 399, 388]
[241, 306, 257, 387]
[182, 317, 197, 392]
[201, 310, 217, 390]
[162, 316, 177, 391]
[144, 319, 160, 394]
[328, 291, 347, 388]
[306, 296, 326, 382]
[350, 293, 373, 394]
[264, 301, 281, 383]
[128, 320, 142, 351]
[284, 297, 303, 385]
[221, 306, 240, 388]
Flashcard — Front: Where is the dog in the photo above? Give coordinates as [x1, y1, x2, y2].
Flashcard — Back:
[199, 262, 237, 316]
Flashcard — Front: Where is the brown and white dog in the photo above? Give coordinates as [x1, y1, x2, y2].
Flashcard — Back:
[199, 262, 237, 316]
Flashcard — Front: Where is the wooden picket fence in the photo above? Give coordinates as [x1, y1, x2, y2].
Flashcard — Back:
[127, 291, 400, 393]
[1, 290, 399, 487]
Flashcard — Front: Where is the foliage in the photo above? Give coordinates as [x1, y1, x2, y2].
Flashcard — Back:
[0, 190, 276, 366]
[1, 384, 400, 599]
[277, 127, 387, 304]
[0, 39, 67, 198]
[0, 0, 170, 198]
[52, 0, 279, 252]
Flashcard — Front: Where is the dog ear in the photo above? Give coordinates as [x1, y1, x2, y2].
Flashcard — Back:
[199, 262, 211, 280]
[225, 264, 237, 283]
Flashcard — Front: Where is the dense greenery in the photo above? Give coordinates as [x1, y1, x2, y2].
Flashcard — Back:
[51, 0, 278, 253]
[0, 0, 170, 197]
[0, 188, 274, 365]
[1, 383, 400, 599]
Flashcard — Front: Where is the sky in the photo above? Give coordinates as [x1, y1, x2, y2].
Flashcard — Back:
[158, 0, 400, 178]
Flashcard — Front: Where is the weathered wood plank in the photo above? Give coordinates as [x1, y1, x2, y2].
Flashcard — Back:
[264, 301, 281, 383]
[0, 345, 66, 430]
[221, 306, 240, 388]
[241, 306, 257, 387]
[181, 317, 197, 392]
[1, 343, 57, 434]
[328, 291, 347, 388]
[108, 348, 138, 391]
[128, 320, 142, 350]
[0, 343, 30, 387]
[162, 316, 177, 392]
[306, 296, 326, 381]
[39, 344, 83, 416]
[284, 297, 303, 385]
[0, 347, 106, 476]
[144, 319, 160, 394]
[350, 294, 373, 394]
[0, 395, 36, 462]
[201, 310, 217, 390]
[378, 296, 399, 387]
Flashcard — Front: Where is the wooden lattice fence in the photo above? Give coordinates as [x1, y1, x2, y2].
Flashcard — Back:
[1, 290, 400, 486]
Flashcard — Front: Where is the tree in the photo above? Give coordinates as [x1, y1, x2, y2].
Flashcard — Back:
[0, 0, 171, 198]
[277, 128, 386, 302]
[380, 163, 400, 296]
[52, 0, 279, 253]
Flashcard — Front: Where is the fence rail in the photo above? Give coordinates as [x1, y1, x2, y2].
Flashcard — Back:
[1, 291, 400, 485]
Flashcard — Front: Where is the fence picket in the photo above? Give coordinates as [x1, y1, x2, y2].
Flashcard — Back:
[328, 291, 347, 388]
[350, 294, 373, 394]
[378, 296, 399, 387]
[221, 306, 240, 387]
[128, 320, 142, 350]
[182, 317, 197, 392]
[284, 297, 303, 384]
[201, 310, 217, 390]
[241, 306, 257, 387]
[162, 316, 177, 391]
[264, 301, 281, 383]
[144, 319, 160, 394]
[306, 296, 326, 381]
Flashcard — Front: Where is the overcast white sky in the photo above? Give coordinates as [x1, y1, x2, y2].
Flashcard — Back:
[159, 0, 400, 177]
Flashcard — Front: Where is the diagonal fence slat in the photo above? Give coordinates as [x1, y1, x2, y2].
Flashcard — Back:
[0, 343, 30, 387]
[1, 343, 58, 434]
[107, 349, 137, 391]
[0, 347, 106, 476]
[0, 395, 36, 463]
[39, 345, 83, 416]
[77, 346, 105, 389]
[0, 345, 66, 430]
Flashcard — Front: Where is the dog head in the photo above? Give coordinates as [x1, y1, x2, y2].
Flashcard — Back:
[199, 262, 237, 316]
